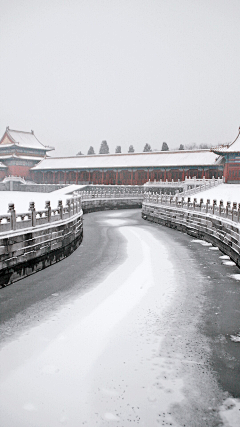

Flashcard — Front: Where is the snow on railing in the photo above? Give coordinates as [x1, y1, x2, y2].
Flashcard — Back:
[77, 188, 145, 200]
[143, 192, 240, 224]
[144, 176, 224, 195]
[0, 196, 82, 233]
[0, 190, 145, 233]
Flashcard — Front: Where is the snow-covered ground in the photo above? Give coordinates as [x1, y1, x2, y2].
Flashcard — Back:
[0, 183, 239, 215]
[0, 212, 239, 426]
[188, 183, 240, 204]
[0, 185, 85, 214]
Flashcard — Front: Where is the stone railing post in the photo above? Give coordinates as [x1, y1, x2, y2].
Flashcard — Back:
[206, 199, 210, 214]
[29, 201, 36, 227]
[187, 197, 191, 209]
[66, 199, 71, 217]
[232, 202, 237, 221]
[45, 201, 51, 222]
[226, 201, 231, 218]
[193, 198, 197, 210]
[219, 200, 223, 216]
[58, 200, 63, 219]
[8, 202, 16, 230]
[181, 196, 184, 208]
[200, 198, 203, 212]
[175, 196, 178, 207]
[213, 199, 217, 215]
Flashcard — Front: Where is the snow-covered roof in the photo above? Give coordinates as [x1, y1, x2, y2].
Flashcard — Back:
[0, 154, 44, 161]
[0, 128, 54, 152]
[212, 127, 240, 154]
[0, 161, 7, 168]
[32, 149, 221, 171]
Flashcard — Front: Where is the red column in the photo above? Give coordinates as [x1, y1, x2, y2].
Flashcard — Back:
[102, 170, 104, 184]
[223, 163, 228, 183]
[64, 172, 66, 184]
[75, 172, 78, 184]
[131, 170, 133, 185]
[164, 170, 166, 181]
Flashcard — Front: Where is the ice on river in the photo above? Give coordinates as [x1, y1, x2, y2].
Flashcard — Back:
[0, 215, 239, 426]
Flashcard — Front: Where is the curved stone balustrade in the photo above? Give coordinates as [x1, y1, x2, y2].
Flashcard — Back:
[142, 196, 240, 267]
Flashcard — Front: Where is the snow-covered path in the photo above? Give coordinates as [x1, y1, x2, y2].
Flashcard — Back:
[0, 211, 239, 426]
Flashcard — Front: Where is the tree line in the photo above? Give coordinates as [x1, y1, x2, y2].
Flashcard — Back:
[77, 141, 213, 155]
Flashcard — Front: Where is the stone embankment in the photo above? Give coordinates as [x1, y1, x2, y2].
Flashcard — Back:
[0, 197, 83, 287]
[0, 190, 144, 287]
[142, 193, 240, 268]
[79, 189, 144, 213]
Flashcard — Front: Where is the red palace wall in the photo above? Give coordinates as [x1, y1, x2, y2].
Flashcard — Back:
[7, 165, 32, 179]
[0, 170, 6, 180]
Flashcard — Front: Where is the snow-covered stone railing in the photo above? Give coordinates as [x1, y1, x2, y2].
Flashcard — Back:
[144, 176, 224, 195]
[143, 193, 240, 223]
[79, 189, 145, 200]
[0, 197, 83, 287]
[78, 189, 144, 213]
[0, 196, 82, 233]
[142, 196, 240, 268]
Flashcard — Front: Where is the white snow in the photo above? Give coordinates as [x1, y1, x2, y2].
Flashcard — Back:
[0, 186, 85, 214]
[32, 149, 219, 170]
[0, 223, 183, 427]
[0, 211, 239, 426]
[189, 183, 240, 204]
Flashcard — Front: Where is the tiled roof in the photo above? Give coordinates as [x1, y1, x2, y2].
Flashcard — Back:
[212, 127, 240, 154]
[0, 128, 54, 151]
[32, 149, 221, 171]
[0, 154, 44, 161]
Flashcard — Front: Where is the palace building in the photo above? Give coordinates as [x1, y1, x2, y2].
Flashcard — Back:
[212, 127, 240, 183]
[32, 149, 223, 185]
[0, 127, 54, 180]
[1, 127, 239, 185]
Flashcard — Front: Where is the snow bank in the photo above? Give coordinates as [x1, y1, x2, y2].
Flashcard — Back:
[190, 183, 240, 204]
[0, 187, 85, 214]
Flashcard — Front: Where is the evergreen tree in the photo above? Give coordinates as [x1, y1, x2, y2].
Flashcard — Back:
[99, 140, 109, 154]
[143, 143, 152, 152]
[161, 142, 169, 151]
[179, 144, 184, 150]
[128, 145, 134, 153]
[87, 146, 95, 155]
[77, 151, 83, 155]
[115, 145, 121, 153]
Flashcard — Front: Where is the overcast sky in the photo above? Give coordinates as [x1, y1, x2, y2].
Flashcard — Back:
[0, 0, 239, 156]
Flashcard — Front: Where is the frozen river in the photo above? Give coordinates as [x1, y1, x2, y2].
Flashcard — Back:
[0, 209, 240, 427]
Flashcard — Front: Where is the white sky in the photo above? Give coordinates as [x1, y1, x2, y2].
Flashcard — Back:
[0, 0, 239, 156]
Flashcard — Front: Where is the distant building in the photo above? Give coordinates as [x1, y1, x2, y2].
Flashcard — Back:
[212, 127, 240, 183]
[32, 149, 223, 185]
[0, 127, 54, 179]
[1, 126, 239, 185]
